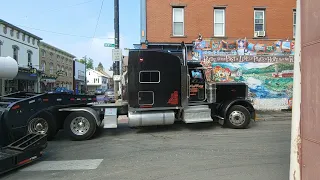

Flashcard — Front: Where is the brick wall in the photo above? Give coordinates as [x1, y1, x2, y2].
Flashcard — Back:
[146, 0, 296, 43]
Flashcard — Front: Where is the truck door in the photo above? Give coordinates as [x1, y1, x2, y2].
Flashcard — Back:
[188, 68, 206, 102]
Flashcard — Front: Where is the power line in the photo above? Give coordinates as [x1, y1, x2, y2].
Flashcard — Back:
[89, 0, 105, 49]
[16, 24, 114, 39]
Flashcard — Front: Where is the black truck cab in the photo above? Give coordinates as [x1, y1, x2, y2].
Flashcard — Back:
[127, 44, 255, 129]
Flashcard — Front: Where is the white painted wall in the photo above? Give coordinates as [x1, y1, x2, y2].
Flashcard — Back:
[86, 69, 109, 91]
[0, 24, 40, 69]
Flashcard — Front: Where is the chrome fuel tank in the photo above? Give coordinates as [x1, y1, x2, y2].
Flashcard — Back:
[128, 111, 175, 127]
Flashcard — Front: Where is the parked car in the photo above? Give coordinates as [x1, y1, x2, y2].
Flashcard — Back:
[104, 89, 115, 103]
[49, 87, 74, 94]
[95, 89, 105, 95]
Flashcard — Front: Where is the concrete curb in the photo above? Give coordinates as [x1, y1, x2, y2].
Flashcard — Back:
[255, 111, 292, 121]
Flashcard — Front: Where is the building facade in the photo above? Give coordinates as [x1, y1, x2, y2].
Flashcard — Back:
[73, 60, 86, 94]
[140, 0, 296, 110]
[39, 42, 75, 92]
[86, 69, 109, 94]
[0, 19, 42, 94]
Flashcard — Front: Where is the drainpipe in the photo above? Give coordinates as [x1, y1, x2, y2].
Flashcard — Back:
[289, 0, 301, 179]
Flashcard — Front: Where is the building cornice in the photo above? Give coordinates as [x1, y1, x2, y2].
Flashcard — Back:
[0, 19, 42, 40]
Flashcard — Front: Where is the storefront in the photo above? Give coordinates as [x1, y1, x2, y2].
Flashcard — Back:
[5, 68, 40, 93]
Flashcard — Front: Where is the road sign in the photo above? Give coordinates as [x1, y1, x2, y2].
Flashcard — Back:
[104, 43, 115, 47]
[113, 75, 121, 81]
[112, 49, 122, 62]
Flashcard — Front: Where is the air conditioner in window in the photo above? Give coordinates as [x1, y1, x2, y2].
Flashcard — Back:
[254, 31, 266, 37]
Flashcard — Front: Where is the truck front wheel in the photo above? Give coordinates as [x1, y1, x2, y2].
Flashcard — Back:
[225, 105, 251, 129]
[63, 111, 97, 141]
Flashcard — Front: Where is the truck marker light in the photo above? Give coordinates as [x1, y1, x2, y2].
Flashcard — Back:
[12, 105, 20, 110]
[77, 98, 81, 101]
[70, 98, 75, 101]
[82, 98, 86, 101]
[43, 99, 49, 102]
[92, 98, 97, 101]
[139, 58, 143, 62]
[56, 98, 62, 101]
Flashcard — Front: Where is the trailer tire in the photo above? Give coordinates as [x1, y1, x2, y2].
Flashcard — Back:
[225, 105, 251, 129]
[27, 111, 57, 141]
[63, 111, 97, 141]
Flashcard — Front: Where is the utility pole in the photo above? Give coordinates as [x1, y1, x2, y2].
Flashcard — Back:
[114, 0, 120, 101]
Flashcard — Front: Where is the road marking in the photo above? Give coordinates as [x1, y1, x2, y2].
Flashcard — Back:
[20, 159, 103, 171]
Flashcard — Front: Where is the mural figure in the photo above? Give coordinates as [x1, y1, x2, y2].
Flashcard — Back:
[191, 37, 295, 110]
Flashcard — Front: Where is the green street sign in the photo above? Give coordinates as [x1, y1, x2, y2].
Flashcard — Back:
[104, 43, 115, 47]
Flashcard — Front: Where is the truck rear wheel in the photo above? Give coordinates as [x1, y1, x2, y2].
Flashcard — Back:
[63, 111, 97, 141]
[27, 111, 57, 140]
[225, 105, 251, 129]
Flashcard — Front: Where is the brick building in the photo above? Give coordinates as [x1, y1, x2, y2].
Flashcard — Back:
[140, 0, 296, 53]
[139, 0, 297, 110]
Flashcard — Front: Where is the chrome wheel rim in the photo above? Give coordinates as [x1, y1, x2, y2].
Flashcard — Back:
[229, 111, 246, 126]
[28, 118, 49, 134]
[70, 117, 90, 136]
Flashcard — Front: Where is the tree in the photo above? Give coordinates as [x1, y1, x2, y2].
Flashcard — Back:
[78, 56, 94, 69]
[96, 62, 104, 72]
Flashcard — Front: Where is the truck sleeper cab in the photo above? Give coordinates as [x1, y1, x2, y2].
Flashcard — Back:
[127, 47, 255, 129]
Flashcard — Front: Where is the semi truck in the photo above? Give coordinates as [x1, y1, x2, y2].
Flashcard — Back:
[0, 43, 256, 173]
[5, 42, 256, 142]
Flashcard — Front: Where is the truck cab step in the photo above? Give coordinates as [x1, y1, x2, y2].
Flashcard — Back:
[182, 105, 213, 123]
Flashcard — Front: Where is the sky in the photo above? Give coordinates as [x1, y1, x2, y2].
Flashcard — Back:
[0, 0, 140, 69]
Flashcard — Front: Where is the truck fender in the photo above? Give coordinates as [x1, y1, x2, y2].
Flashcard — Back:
[218, 99, 256, 121]
[58, 107, 102, 126]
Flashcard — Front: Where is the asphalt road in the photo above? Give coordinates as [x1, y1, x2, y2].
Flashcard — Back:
[2, 113, 291, 180]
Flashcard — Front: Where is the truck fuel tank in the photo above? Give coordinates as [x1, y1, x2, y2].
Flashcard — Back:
[128, 111, 175, 127]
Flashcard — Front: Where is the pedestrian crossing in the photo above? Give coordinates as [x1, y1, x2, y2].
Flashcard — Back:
[20, 159, 103, 171]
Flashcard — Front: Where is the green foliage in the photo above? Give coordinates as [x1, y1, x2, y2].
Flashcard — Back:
[78, 56, 94, 69]
[96, 62, 104, 72]
[243, 63, 294, 74]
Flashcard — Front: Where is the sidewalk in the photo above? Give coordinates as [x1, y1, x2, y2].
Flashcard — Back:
[256, 110, 292, 121]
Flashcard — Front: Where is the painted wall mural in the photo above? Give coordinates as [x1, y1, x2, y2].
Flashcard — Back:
[191, 38, 295, 110]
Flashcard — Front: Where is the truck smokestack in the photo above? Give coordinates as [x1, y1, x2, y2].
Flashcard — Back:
[181, 41, 187, 66]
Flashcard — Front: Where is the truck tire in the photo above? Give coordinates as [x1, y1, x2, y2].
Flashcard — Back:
[27, 111, 57, 141]
[225, 105, 251, 129]
[63, 111, 97, 141]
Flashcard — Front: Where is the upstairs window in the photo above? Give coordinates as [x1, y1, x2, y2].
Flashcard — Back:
[27, 50, 33, 65]
[12, 45, 19, 62]
[172, 7, 184, 36]
[254, 10, 265, 32]
[214, 8, 225, 37]
[0, 41, 2, 56]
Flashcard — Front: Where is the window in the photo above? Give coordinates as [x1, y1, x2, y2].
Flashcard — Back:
[32, 38, 35, 45]
[22, 34, 25, 41]
[12, 45, 19, 61]
[172, 8, 184, 36]
[0, 41, 2, 56]
[28, 36, 30, 43]
[16, 32, 20, 39]
[214, 8, 225, 37]
[3, 26, 7, 34]
[41, 61, 46, 71]
[293, 11, 296, 38]
[57, 65, 60, 71]
[49, 63, 54, 74]
[254, 10, 265, 32]
[50, 52, 53, 60]
[139, 71, 160, 83]
[10, 29, 14, 37]
[27, 50, 33, 65]
[42, 50, 46, 57]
